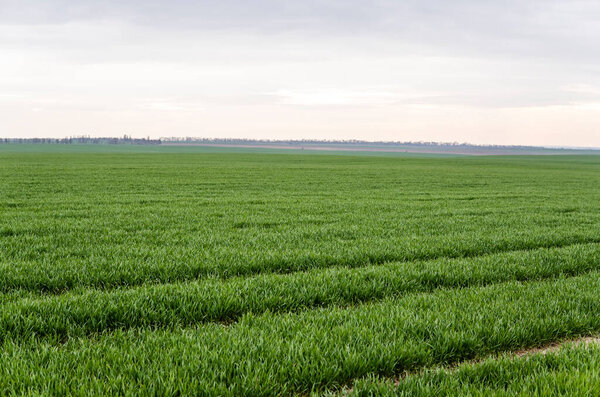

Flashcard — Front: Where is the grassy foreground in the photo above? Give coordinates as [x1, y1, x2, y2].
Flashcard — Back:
[1, 145, 600, 394]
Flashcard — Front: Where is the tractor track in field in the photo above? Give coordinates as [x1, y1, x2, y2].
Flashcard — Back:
[337, 335, 600, 396]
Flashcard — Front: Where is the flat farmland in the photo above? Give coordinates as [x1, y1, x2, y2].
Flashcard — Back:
[1, 146, 600, 395]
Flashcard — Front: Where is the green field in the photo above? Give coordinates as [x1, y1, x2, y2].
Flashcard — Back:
[1, 144, 600, 395]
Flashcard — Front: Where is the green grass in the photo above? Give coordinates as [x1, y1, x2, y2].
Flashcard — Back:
[3, 272, 600, 395]
[2, 243, 600, 341]
[1, 145, 600, 394]
[2, 152, 599, 293]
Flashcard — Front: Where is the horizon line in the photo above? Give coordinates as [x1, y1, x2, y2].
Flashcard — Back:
[2, 136, 600, 151]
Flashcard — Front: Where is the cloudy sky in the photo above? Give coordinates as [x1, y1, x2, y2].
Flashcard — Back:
[1, 0, 600, 146]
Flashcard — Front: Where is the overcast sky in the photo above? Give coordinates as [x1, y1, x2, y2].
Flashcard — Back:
[1, 0, 600, 146]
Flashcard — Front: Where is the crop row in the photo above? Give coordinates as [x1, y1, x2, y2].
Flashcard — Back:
[1, 243, 600, 341]
[1, 229, 599, 294]
[2, 271, 600, 395]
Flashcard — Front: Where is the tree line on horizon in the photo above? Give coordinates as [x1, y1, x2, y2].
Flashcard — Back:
[0, 136, 545, 150]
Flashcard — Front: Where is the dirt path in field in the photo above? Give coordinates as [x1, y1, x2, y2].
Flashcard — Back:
[512, 335, 600, 357]
[338, 335, 600, 395]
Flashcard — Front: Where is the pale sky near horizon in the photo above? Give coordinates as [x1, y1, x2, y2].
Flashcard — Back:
[1, 0, 600, 147]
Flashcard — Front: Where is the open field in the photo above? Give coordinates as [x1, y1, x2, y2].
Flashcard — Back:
[1, 145, 600, 394]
